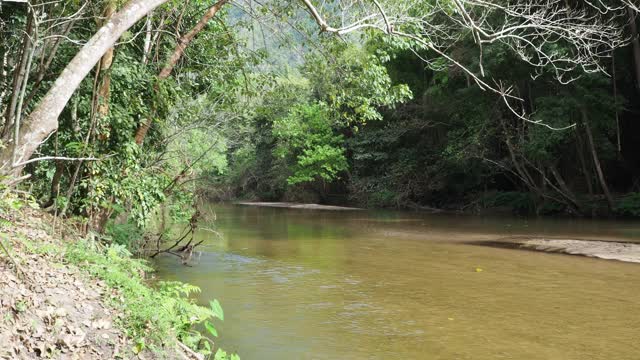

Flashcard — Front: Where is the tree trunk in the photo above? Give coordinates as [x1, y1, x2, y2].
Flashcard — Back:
[2, 15, 33, 137]
[581, 108, 614, 212]
[498, 115, 539, 194]
[87, 1, 120, 233]
[611, 52, 621, 153]
[547, 163, 581, 212]
[97, 1, 117, 120]
[142, 13, 154, 64]
[629, 7, 640, 91]
[0, 43, 7, 112]
[575, 130, 594, 196]
[0, 0, 170, 177]
[134, 0, 228, 145]
[42, 160, 64, 208]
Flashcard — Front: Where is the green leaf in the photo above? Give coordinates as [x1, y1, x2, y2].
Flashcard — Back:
[210, 299, 224, 321]
[204, 320, 218, 337]
[214, 349, 228, 360]
[132, 339, 145, 354]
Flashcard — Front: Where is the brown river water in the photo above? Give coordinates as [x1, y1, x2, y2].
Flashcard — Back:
[154, 204, 640, 360]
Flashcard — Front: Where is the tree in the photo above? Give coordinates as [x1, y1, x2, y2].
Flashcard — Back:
[0, 0, 170, 177]
[629, 7, 640, 90]
[134, 0, 229, 145]
[273, 102, 348, 184]
[2, 0, 638, 181]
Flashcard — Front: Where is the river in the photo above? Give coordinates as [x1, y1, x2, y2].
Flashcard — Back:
[154, 203, 640, 360]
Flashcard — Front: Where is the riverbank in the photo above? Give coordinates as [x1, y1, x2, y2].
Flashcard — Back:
[0, 200, 221, 359]
[523, 238, 640, 263]
[237, 201, 363, 211]
[472, 237, 640, 264]
[0, 206, 140, 358]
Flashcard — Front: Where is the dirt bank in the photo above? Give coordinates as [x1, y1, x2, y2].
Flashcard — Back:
[0, 206, 198, 359]
[0, 208, 136, 359]
[237, 201, 363, 211]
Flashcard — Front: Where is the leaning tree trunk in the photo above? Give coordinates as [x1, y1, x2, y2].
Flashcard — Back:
[547, 163, 581, 213]
[0, 0, 170, 178]
[134, 0, 228, 145]
[574, 129, 594, 196]
[97, 1, 117, 120]
[581, 108, 615, 212]
[629, 7, 640, 91]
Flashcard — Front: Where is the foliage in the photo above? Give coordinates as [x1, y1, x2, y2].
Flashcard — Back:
[481, 192, 537, 215]
[104, 221, 144, 249]
[302, 43, 412, 124]
[64, 239, 238, 358]
[615, 193, 640, 217]
[219, 31, 640, 216]
[223, 43, 412, 199]
[273, 103, 348, 184]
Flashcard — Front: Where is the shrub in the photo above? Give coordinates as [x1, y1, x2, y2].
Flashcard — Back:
[64, 240, 237, 358]
[104, 221, 144, 248]
[482, 191, 536, 215]
[615, 192, 640, 217]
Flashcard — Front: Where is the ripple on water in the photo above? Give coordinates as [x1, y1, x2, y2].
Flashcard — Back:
[271, 275, 289, 283]
[193, 252, 264, 273]
[318, 284, 339, 289]
[221, 252, 264, 264]
[308, 302, 334, 309]
[256, 264, 323, 285]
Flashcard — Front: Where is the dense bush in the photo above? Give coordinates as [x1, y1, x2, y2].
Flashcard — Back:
[65, 240, 237, 358]
[615, 193, 640, 217]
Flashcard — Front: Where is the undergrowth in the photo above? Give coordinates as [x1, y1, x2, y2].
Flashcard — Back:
[615, 192, 640, 217]
[1, 191, 238, 359]
[64, 240, 238, 359]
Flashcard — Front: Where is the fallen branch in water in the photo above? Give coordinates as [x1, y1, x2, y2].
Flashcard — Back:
[148, 206, 202, 265]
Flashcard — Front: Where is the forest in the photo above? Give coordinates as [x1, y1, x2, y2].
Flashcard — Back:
[1, 0, 640, 226]
[1, 0, 640, 359]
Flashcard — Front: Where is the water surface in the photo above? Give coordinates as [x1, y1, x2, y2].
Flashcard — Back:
[154, 204, 640, 360]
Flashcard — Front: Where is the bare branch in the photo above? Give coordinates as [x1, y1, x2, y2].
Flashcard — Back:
[12, 155, 103, 167]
